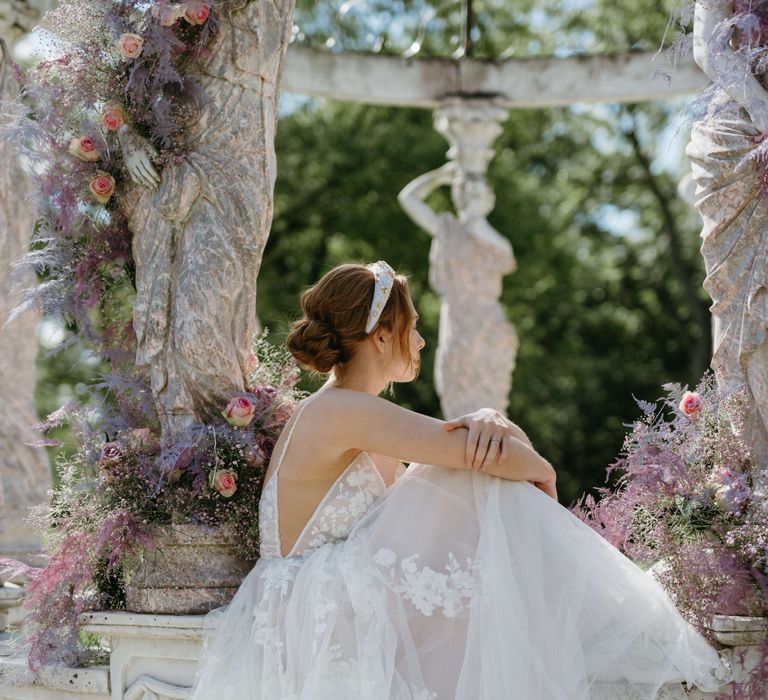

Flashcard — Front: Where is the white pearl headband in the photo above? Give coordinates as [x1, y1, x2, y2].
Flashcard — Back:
[365, 260, 396, 334]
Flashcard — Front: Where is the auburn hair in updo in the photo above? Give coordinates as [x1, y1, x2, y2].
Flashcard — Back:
[286, 263, 414, 374]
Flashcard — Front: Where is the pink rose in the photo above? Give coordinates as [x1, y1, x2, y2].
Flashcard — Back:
[116, 33, 144, 60]
[101, 104, 126, 131]
[98, 441, 124, 469]
[679, 391, 702, 417]
[213, 469, 237, 497]
[68, 136, 101, 162]
[151, 2, 186, 26]
[89, 171, 116, 204]
[183, 0, 210, 25]
[222, 396, 256, 427]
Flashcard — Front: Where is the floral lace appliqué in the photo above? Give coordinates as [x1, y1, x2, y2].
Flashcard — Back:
[297, 455, 385, 555]
[372, 548, 479, 618]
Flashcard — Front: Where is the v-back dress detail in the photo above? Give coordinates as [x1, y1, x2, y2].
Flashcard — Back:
[191, 394, 730, 699]
[258, 398, 387, 559]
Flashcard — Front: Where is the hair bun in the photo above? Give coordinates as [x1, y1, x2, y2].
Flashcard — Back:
[286, 317, 345, 373]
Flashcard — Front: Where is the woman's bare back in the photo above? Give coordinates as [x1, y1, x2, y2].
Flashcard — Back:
[262, 395, 404, 557]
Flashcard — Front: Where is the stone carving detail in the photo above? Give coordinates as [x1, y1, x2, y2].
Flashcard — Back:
[0, 3, 53, 562]
[398, 97, 518, 418]
[125, 674, 191, 700]
[120, 0, 296, 442]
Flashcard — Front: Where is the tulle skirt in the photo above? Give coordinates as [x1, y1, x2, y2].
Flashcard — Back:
[190, 464, 729, 699]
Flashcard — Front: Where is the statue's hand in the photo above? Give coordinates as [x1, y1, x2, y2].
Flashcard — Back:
[117, 123, 161, 190]
[433, 160, 458, 185]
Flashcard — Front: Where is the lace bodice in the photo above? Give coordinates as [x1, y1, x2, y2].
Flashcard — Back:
[258, 399, 386, 560]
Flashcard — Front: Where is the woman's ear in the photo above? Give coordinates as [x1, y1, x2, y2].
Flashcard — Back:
[370, 327, 391, 354]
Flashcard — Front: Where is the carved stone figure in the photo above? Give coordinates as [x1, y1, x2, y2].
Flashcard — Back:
[686, 0, 768, 473]
[119, 0, 296, 442]
[398, 99, 517, 418]
[0, 1, 54, 564]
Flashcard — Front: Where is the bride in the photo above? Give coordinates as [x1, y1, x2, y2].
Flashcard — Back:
[190, 261, 728, 699]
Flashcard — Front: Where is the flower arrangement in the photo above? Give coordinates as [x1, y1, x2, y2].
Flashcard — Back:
[572, 372, 768, 699]
[1, 332, 304, 671]
[4, 0, 228, 399]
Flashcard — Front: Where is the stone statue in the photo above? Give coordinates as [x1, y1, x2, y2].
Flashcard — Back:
[686, 0, 768, 473]
[0, 0, 54, 565]
[399, 99, 518, 419]
[118, 0, 296, 443]
[399, 98, 517, 419]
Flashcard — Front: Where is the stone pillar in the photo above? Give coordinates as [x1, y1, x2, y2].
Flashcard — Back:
[0, 4, 53, 566]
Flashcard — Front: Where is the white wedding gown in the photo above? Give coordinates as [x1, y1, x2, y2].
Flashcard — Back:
[190, 399, 729, 699]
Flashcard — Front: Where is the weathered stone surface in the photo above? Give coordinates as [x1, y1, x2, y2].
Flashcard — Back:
[124, 524, 255, 615]
[686, 102, 768, 475]
[121, 0, 297, 443]
[281, 47, 708, 109]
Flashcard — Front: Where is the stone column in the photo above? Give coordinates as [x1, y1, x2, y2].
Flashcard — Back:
[0, 3, 53, 566]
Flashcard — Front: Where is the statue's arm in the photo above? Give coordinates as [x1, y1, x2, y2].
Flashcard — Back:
[117, 124, 161, 190]
[397, 162, 456, 237]
[693, 0, 768, 131]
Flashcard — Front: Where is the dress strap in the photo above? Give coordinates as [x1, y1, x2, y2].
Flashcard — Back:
[271, 396, 312, 477]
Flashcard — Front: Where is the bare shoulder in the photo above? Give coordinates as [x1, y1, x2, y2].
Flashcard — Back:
[302, 387, 400, 422]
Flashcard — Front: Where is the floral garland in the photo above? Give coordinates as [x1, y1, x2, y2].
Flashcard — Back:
[572, 372, 768, 699]
[5, 0, 227, 391]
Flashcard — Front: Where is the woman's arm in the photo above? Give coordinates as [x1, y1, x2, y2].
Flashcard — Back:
[316, 389, 556, 488]
[694, 0, 768, 132]
[397, 162, 456, 237]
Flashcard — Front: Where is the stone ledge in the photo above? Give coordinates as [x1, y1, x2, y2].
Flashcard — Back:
[79, 611, 204, 642]
[0, 655, 110, 696]
[709, 615, 767, 647]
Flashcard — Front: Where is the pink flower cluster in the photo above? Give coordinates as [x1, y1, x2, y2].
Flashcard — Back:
[150, 0, 210, 27]
[572, 373, 766, 637]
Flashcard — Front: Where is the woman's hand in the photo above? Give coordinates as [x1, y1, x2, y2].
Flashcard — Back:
[533, 470, 558, 501]
[443, 408, 535, 471]
[117, 123, 161, 189]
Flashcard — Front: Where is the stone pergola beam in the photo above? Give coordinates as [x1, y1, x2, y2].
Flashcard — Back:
[283, 47, 708, 108]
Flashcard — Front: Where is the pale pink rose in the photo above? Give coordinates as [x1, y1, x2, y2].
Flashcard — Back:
[101, 104, 126, 131]
[116, 33, 144, 60]
[678, 391, 702, 417]
[89, 171, 116, 204]
[68, 136, 101, 162]
[213, 469, 237, 497]
[246, 351, 258, 372]
[151, 2, 186, 26]
[183, 0, 210, 25]
[98, 441, 125, 469]
[222, 396, 256, 427]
